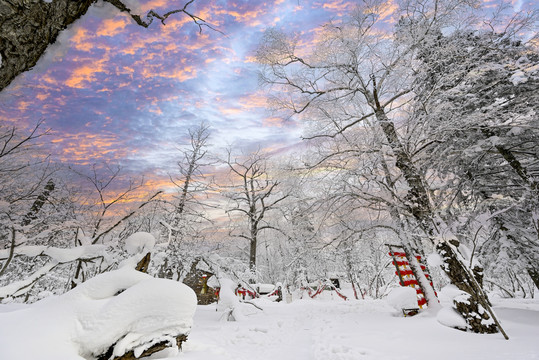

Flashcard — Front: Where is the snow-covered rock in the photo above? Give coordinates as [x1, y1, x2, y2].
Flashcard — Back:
[437, 306, 468, 329]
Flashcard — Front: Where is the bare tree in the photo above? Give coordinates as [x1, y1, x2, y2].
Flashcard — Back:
[0, 121, 53, 276]
[69, 164, 161, 287]
[156, 123, 213, 280]
[223, 149, 288, 272]
[170, 122, 212, 228]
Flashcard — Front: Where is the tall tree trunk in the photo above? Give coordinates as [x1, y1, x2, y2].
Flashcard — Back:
[373, 106, 506, 336]
[249, 233, 257, 272]
[0, 0, 94, 91]
[380, 153, 439, 307]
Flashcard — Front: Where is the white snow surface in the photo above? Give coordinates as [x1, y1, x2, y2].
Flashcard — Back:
[179, 296, 539, 360]
[1, 281, 538, 360]
[0, 267, 196, 360]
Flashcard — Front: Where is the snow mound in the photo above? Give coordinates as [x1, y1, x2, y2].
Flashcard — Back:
[125, 231, 156, 255]
[436, 285, 469, 330]
[386, 287, 418, 311]
[0, 267, 197, 360]
[437, 306, 468, 329]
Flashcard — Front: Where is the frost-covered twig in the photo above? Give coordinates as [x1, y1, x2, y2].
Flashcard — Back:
[0, 262, 57, 299]
[243, 300, 264, 311]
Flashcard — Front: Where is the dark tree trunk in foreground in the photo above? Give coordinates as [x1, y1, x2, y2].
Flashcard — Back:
[0, 0, 94, 91]
[436, 242, 497, 333]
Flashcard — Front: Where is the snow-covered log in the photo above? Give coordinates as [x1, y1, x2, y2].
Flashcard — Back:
[0, 267, 197, 360]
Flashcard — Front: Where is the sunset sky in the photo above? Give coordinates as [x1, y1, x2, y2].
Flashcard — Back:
[0, 0, 536, 193]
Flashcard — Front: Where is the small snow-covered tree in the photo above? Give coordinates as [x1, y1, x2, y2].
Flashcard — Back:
[153, 122, 214, 281]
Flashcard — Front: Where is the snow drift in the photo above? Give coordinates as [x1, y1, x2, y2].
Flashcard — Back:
[0, 267, 197, 360]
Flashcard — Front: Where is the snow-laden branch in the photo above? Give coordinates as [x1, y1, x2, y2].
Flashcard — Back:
[0, 244, 107, 263]
[0, 262, 57, 299]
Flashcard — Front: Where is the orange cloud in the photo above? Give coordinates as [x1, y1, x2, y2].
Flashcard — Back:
[121, 40, 147, 55]
[263, 116, 284, 127]
[65, 65, 101, 88]
[17, 101, 30, 112]
[140, 0, 169, 12]
[219, 107, 243, 116]
[141, 64, 197, 82]
[70, 27, 94, 52]
[212, 6, 265, 27]
[97, 16, 130, 37]
[378, 0, 398, 23]
[36, 93, 49, 101]
[238, 92, 268, 110]
[65, 56, 110, 89]
[322, 0, 356, 15]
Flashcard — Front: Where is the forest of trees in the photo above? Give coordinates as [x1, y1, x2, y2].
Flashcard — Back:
[1, 0, 538, 339]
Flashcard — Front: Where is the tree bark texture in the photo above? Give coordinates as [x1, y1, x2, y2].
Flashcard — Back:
[527, 267, 539, 291]
[249, 235, 257, 272]
[0, 0, 94, 91]
[21, 178, 55, 226]
[135, 252, 151, 273]
[436, 242, 497, 333]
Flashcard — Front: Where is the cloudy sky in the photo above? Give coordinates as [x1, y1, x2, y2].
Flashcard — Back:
[0, 0, 535, 192]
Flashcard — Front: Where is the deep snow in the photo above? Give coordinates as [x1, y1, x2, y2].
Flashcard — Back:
[178, 295, 539, 360]
[0, 289, 538, 359]
[0, 267, 197, 360]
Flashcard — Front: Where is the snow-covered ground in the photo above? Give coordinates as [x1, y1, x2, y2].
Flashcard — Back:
[1, 290, 538, 359]
[179, 295, 539, 360]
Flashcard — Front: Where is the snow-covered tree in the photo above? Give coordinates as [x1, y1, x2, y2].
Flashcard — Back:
[257, 0, 509, 334]
[413, 28, 539, 291]
[153, 122, 214, 280]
